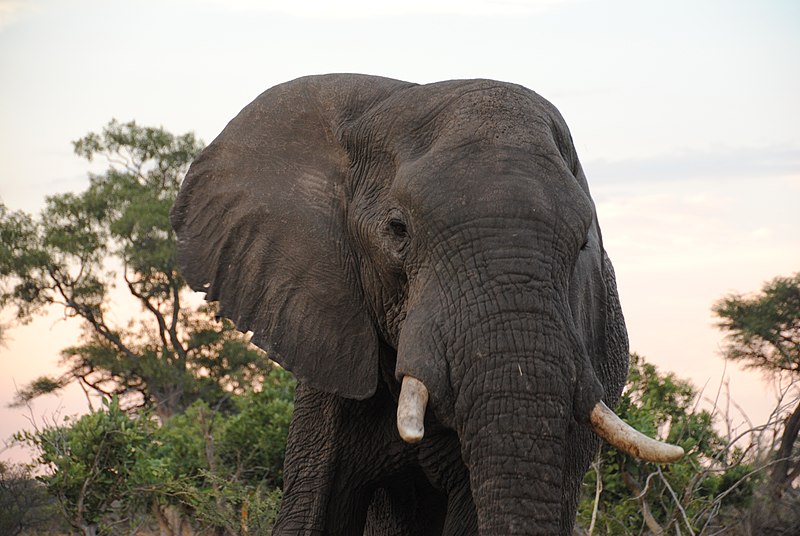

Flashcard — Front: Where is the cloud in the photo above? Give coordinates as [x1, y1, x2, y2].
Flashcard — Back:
[585, 145, 800, 185]
[195, 0, 575, 18]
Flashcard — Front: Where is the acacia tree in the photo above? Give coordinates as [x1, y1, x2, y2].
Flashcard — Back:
[0, 120, 271, 419]
[713, 273, 800, 498]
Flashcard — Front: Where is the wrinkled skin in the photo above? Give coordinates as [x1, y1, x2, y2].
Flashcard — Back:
[171, 74, 630, 535]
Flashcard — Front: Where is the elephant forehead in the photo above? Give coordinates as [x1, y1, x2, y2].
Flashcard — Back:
[395, 152, 593, 237]
[392, 142, 585, 224]
[372, 79, 569, 159]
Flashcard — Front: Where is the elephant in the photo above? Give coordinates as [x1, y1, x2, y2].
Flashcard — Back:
[170, 74, 682, 535]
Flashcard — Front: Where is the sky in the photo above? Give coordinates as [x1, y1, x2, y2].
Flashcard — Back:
[1, 0, 799, 463]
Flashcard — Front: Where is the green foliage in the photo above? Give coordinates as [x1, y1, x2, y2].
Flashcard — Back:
[219, 367, 296, 488]
[16, 367, 295, 535]
[0, 120, 271, 418]
[15, 397, 154, 535]
[8, 375, 68, 407]
[713, 272, 800, 377]
[141, 367, 295, 534]
[0, 204, 50, 318]
[577, 354, 758, 535]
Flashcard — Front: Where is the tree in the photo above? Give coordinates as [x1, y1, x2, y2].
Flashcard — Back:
[713, 273, 800, 513]
[714, 273, 800, 378]
[2, 119, 296, 534]
[0, 120, 271, 419]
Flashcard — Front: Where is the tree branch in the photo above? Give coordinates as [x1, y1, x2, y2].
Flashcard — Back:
[622, 470, 664, 535]
[123, 266, 170, 352]
[48, 267, 140, 363]
[656, 466, 695, 536]
[166, 274, 187, 364]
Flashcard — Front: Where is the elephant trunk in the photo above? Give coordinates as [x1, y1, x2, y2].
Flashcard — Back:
[458, 357, 572, 535]
[442, 303, 579, 535]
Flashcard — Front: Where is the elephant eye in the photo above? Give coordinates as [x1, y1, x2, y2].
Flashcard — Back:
[388, 219, 409, 240]
[580, 239, 589, 251]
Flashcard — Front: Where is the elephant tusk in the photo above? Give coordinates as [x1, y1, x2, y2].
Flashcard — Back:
[397, 376, 429, 444]
[590, 401, 685, 463]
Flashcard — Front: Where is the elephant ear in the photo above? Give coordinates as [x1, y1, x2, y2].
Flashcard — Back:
[597, 251, 630, 406]
[568, 161, 630, 408]
[170, 74, 413, 400]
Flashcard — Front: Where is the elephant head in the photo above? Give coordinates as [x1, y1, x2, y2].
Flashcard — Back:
[171, 74, 681, 534]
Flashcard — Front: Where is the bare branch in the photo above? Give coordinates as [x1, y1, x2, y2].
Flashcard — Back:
[77, 381, 95, 412]
[124, 265, 170, 351]
[588, 459, 602, 535]
[167, 274, 187, 363]
[656, 466, 694, 536]
[622, 470, 664, 535]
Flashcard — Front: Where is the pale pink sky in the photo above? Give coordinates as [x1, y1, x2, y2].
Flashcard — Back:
[2, 0, 799, 463]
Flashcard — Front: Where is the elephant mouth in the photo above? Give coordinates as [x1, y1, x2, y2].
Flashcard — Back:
[396, 374, 684, 463]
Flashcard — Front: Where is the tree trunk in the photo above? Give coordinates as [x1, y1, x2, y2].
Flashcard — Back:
[80, 524, 98, 536]
[153, 502, 192, 536]
[769, 400, 800, 498]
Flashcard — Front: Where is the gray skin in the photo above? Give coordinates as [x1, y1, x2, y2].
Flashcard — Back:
[171, 74, 629, 535]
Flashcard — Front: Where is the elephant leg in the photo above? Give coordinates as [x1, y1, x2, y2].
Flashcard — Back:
[274, 382, 423, 535]
[418, 431, 478, 536]
[441, 482, 477, 536]
[364, 469, 448, 536]
[363, 476, 443, 536]
[274, 383, 372, 535]
[364, 487, 409, 536]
